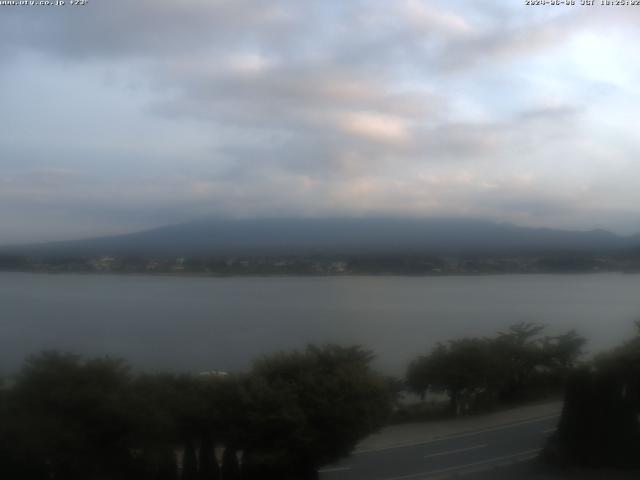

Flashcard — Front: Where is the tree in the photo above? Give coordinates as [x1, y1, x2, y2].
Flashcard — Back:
[406, 338, 499, 415]
[197, 433, 218, 480]
[543, 323, 640, 469]
[182, 440, 198, 480]
[493, 322, 546, 400]
[221, 446, 240, 480]
[129, 371, 239, 480]
[241, 345, 392, 479]
[543, 367, 640, 468]
[539, 329, 586, 388]
[7, 351, 136, 480]
[406, 356, 431, 401]
[406, 323, 586, 414]
[0, 346, 391, 480]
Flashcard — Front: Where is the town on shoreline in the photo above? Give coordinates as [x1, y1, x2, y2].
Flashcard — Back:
[2, 252, 640, 276]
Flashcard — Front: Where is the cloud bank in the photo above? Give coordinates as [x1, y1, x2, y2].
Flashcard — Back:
[1, 0, 640, 242]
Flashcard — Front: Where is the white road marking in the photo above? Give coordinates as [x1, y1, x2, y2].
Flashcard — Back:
[380, 448, 541, 480]
[424, 443, 487, 459]
[541, 427, 556, 434]
[318, 466, 352, 473]
[355, 414, 559, 455]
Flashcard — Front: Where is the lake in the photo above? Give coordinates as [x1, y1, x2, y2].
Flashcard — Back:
[1, 272, 639, 376]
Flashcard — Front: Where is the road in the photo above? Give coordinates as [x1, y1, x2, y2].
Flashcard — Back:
[319, 414, 559, 480]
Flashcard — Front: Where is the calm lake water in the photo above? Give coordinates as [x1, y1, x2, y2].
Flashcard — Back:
[1, 272, 639, 375]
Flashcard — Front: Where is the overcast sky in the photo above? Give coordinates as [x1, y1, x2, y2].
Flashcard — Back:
[1, 0, 640, 243]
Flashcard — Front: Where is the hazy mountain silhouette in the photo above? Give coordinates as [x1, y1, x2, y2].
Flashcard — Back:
[4, 218, 640, 257]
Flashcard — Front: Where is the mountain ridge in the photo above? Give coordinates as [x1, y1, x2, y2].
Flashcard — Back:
[3, 217, 639, 257]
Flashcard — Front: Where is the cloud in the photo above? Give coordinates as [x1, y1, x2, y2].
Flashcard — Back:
[0, 0, 297, 61]
[1, 0, 640, 242]
[399, 0, 474, 36]
[336, 112, 411, 145]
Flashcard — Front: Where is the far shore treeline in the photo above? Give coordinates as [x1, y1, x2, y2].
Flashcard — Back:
[1, 323, 640, 479]
[2, 251, 640, 276]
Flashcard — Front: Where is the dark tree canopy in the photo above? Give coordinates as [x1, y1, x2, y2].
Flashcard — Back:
[0, 345, 392, 480]
[4, 352, 136, 480]
[543, 322, 640, 469]
[242, 345, 392, 478]
[406, 323, 586, 414]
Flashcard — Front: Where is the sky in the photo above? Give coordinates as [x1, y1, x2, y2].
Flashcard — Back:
[2, 0, 640, 244]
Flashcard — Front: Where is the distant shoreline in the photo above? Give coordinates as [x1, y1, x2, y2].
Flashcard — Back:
[4, 250, 640, 277]
[0, 269, 637, 280]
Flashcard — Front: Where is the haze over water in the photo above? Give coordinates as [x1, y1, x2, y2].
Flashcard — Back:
[2, 272, 639, 376]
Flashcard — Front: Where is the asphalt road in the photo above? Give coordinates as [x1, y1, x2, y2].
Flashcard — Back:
[319, 414, 559, 480]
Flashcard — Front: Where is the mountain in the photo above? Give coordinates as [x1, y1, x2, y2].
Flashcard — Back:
[3, 218, 640, 258]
